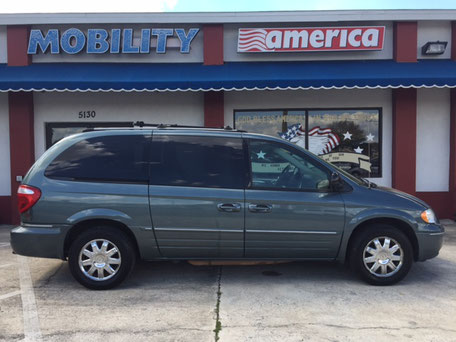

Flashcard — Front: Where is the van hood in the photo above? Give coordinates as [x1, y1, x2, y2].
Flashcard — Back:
[375, 186, 429, 209]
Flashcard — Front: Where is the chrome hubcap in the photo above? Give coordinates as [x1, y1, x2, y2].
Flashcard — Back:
[78, 239, 121, 281]
[363, 236, 403, 278]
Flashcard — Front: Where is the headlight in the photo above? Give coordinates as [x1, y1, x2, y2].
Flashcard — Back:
[421, 209, 437, 224]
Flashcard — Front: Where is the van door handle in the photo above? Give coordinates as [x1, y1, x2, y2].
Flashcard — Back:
[217, 203, 241, 212]
[248, 204, 272, 213]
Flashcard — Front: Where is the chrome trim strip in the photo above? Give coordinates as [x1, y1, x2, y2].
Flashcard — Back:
[246, 229, 338, 235]
[21, 223, 54, 228]
[155, 228, 244, 233]
[429, 232, 445, 236]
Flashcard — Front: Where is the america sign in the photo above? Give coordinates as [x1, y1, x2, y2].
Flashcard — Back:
[238, 26, 385, 53]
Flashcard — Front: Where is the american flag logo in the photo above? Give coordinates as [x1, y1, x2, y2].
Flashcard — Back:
[238, 29, 269, 52]
[279, 124, 340, 155]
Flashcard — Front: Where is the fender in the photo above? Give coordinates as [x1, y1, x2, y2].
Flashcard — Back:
[336, 208, 418, 262]
[66, 208, 133, 226]
[65, 208, 160, 260]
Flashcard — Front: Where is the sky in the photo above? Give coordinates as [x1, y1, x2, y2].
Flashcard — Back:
[2, 0, 456, 13]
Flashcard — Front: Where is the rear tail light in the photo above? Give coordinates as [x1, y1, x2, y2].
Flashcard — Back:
[17, 185, 41, 214]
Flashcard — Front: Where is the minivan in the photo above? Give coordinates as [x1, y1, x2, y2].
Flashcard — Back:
[11, 124, 444, 289]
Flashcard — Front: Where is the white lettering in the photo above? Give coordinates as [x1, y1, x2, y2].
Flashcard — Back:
[340, 30, 348, 47]
[362, 29, 380, 47]
[348, 29, 362, 47]
[266, 31, 283, 49]
[309, 30, 324, 48]
[284, 30, 309, 48]
[325, 29, 340, 48]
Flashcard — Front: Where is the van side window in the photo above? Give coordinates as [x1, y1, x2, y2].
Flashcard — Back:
[249, 140, 330, 191]
[45, 135, 150, 183]
[150, 135, 246, 189]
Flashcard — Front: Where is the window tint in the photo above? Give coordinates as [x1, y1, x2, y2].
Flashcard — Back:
[45, 135, 150, 183]
[150, 135, 246, 189]
[249, 140, 330, 191]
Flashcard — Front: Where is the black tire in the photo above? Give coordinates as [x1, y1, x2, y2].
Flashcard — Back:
[349, 224, 413, 286]
[68, 226, 136, 290]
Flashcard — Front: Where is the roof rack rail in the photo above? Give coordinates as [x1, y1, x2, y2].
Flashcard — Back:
[82, 123, 135, 132]
[82, 122, 246, 133]
[133, 121, 246, 132]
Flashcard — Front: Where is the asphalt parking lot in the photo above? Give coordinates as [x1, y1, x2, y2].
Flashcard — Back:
[0, 223, 455, 342]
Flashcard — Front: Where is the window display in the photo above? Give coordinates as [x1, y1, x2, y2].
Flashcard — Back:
[234, 108, 381, 178]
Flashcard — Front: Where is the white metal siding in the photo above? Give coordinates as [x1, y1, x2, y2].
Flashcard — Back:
[0, 93, 11, 196]
[417, 21, 452, 60]
[416, 88, 450, 192]
[0, 26, 7, 64]
[34, 92, 204, 158]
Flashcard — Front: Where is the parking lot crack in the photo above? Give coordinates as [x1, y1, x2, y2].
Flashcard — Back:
[223, 322, 456, 333]
[38, 261, 64, 288]
[213, 266, 222, 342]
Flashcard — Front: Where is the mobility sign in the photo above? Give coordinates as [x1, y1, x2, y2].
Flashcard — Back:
[27, 28, 199, 55]
[238, 26, 385, 52]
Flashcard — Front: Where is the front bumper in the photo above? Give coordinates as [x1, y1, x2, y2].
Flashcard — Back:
[416, 223, 444, 261]
[10, 225, 70, 260]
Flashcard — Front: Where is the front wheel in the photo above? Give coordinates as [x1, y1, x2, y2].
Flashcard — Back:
[349, 224, 413, 285]
[68, 227, 136, 290]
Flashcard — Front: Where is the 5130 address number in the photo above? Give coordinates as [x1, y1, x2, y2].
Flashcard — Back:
[78, 111, 96, 119]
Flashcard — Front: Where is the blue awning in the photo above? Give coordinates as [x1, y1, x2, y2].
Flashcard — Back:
[1, 60, 456, 92]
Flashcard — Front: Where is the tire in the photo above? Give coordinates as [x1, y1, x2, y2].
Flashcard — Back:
[349, 224, 413, 286]
[68, 226, 136, 290]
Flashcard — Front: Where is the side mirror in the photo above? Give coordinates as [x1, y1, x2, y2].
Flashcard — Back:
[330, 172, 344, 191]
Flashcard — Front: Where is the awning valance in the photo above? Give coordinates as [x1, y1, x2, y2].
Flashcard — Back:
[1, 60, 456, 92]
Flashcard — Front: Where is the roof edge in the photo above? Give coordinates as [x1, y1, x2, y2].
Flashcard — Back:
[1, 9, 456, 25]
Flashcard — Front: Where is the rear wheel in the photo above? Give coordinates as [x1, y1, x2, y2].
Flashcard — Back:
[349, 224, 413, 285]
[68, 226, 136, 290]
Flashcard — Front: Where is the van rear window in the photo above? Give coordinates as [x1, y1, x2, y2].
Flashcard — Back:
[44, 135, 150, 183]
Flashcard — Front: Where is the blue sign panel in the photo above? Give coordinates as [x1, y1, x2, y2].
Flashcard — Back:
[27, 28, 200, 55]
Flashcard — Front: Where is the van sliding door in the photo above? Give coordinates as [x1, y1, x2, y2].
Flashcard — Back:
[148, 133, 247, 258]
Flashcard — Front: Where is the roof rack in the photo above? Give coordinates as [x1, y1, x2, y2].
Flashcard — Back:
[133, 121, 246, 132]
[82, 122, 246, 133]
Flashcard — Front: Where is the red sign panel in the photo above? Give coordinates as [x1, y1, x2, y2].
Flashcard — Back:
[238, 26, 385, 53]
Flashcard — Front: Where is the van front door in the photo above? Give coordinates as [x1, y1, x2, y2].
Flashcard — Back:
[245, 139, 345, 259]
[148, 133, 247, 258]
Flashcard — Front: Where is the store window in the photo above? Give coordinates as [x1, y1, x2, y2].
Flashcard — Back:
[45, 122, 132, 149]
[234, 108, 381, 178]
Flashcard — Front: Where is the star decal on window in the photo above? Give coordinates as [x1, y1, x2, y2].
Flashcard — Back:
[343, 131, 352, 140]
[354, 146, 364, 154]
[256, 151, 266, 159]
[366, 133, 375, 142]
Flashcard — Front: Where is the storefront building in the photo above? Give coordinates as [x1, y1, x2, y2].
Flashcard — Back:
[1, 10, 456, 224]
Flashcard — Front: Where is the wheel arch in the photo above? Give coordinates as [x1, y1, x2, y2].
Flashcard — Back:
[345, 217, 419, 262]
[63, 218, 140, 259]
